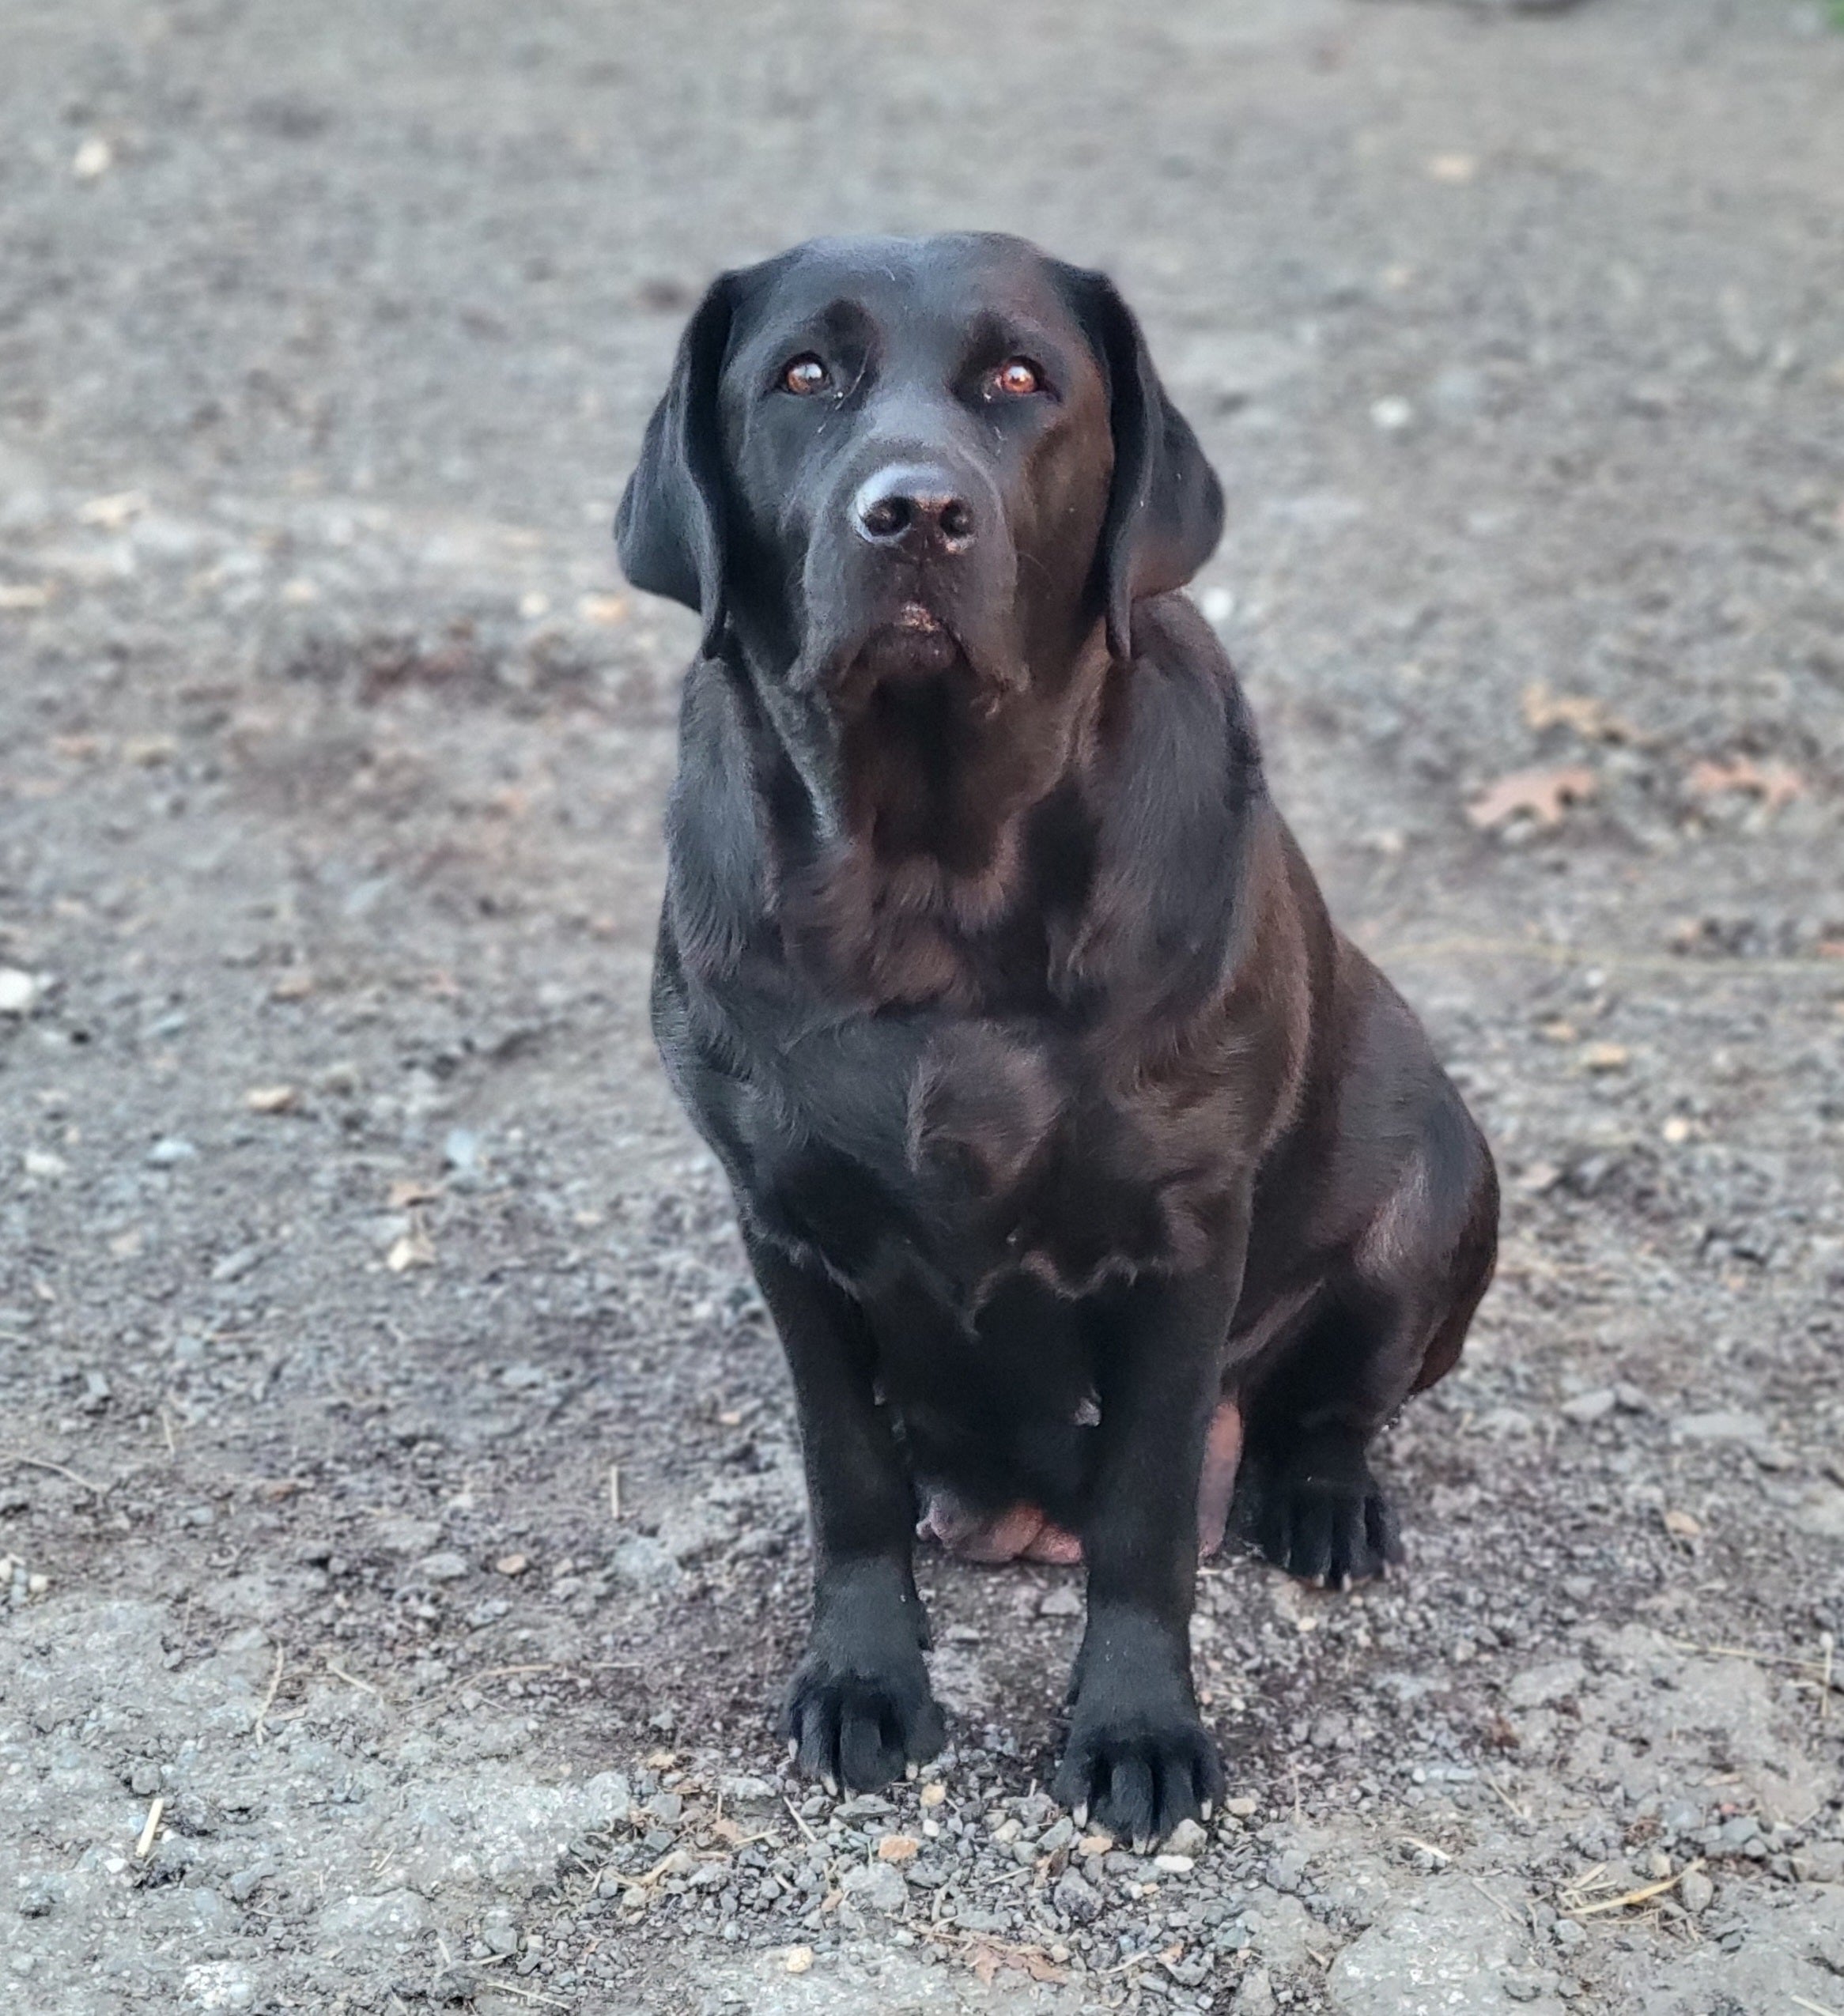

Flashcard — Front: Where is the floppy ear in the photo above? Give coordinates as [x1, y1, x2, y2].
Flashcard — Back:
[614, 272, 738, 656]
[1073, 270, 1224, 661]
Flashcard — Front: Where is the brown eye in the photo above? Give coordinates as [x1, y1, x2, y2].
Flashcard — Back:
[781, 355, 829, 395]
[994, 358, 1041, 397]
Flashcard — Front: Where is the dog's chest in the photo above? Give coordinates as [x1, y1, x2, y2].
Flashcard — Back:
[743, 1011, 1231, 1307]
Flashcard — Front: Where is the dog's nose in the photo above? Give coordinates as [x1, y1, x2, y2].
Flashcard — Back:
[852, 466, 976, 554]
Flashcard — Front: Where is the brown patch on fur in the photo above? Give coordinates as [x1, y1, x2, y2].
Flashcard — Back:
[792, 631, 1113, 1007]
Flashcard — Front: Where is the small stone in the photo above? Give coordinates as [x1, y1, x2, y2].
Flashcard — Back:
[0, 968, 41, 1014]
[1370, 396, 1415, 433]
[1672, 1410, 1768, 1447]
[919, 1783, 947, 1810]
[1053, 1868, 1100, 1923]
[1154, 1853, 1196, 1875]
[481, 1909, 520, 1957]
[1678, 1868, 1714, 1915]
[784, 1946, 814, 1974]
[1225, 1796, 1259, 1818]
[840, 1860, 907, 1912]
[244, 1085, 297, 1114]
[1561, 1388, 1616, 1425]
[1234, 1965, 1276, 2014]
[877, 1834, 920, 1863]
[129, 1761, 162, 1797]
[1507, 1660, 1585, 1710]
[146, 1137, 198, 1165]
[1038, 1584, 1082, 1618]
[1552, 1917, 1586, 1950]
[494, 1554, 528, 1576]
[415, 1551, 471, 1583]
[1165, 1818, 1209, 1858]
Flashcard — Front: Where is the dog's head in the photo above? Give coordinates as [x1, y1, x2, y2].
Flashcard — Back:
[616, 233, 1222, 700]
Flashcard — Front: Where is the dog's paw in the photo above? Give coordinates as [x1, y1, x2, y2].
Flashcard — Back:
[1052, 1697, 1223, 1852]
[1239, 1434, 1400, 1588]
[782, 1645, 946, 1795]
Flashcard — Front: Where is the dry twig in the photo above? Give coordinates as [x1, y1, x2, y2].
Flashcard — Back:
[1, 1450, 101, 1493]
[253, 1645, 285, 1745]
[1563, 1857, 1704, 1919]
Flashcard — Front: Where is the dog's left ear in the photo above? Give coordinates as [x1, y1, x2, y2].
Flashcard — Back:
[615, 271, 739, 657]
[1069, 269, 1224, 660]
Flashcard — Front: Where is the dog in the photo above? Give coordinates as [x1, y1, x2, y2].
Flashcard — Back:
[615, 233, 1497, 1847]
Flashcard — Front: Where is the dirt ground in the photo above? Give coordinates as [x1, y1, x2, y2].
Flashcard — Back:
[2, 1, 1842, 2010]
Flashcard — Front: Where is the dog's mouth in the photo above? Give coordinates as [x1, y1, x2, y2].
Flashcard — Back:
[834, 601, 967, 688]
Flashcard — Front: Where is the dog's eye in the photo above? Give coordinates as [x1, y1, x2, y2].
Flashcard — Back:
[993, 358, 1042, 397]
[780, 355, 830, 395]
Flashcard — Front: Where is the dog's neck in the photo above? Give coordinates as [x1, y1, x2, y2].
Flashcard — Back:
[744, 626, 1116, 1006]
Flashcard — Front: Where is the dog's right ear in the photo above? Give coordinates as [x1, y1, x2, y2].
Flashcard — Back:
[614, 272, 738, 657]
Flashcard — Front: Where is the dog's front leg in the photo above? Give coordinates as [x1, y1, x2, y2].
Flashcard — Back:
[746, 1233, 945, 1793]
[1056, 1261, 1239, 1848]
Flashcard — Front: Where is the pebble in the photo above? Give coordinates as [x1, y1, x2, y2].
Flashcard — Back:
[1234, 1965, 1276, 2014]
[839, 1861, 907, 1913]
[1053, 1869, 1099, 1922]
[0, 968, 42, 1014]
[1561, 1388, 1616, 1425]
[146, 1137, 198, 1165]
[1679, 1868, 1714, 1915]
[414, 1551, 471, 1583]
[1165, 1817, 1210, 1858]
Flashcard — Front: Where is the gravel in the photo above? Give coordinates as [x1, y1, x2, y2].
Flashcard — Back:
[2, 0, 1842, 2011]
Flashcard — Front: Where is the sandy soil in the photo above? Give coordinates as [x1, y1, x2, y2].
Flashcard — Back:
[2, 2, 1842, 2010]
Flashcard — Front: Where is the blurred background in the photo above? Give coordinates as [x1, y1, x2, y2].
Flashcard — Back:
[1, 4, 1841, 2014]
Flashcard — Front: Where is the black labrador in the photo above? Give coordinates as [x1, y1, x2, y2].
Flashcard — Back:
[616, 233, 1497, 1846]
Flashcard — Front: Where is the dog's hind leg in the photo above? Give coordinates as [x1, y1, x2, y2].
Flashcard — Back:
[1231, 1122, 1497, 1588]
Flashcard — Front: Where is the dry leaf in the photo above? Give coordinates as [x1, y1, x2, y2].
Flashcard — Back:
[1663, 1508, 1702, 1538]
[877, 1833, 920, 1863]
[1686, 757, 1804, 814]
[965, 1942, 1068, 1988]
[1521, 682, 1638, 744]
[1467, 765, 1596, 831]
[386, 1228, 436, 1273]
[245, 1085, 297, 1114]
